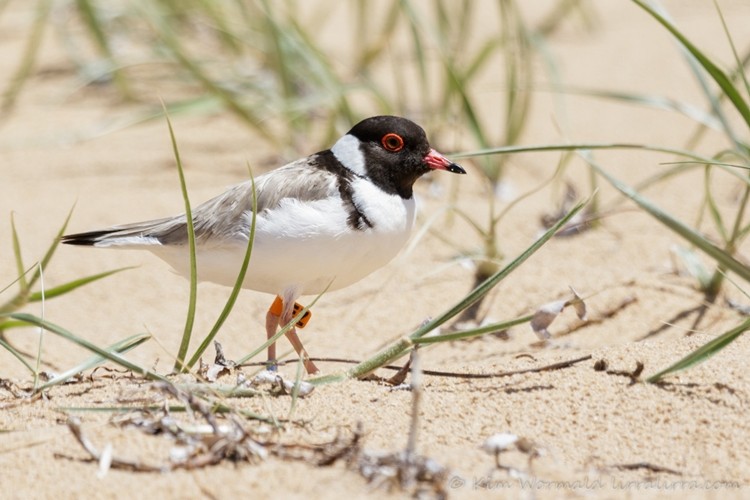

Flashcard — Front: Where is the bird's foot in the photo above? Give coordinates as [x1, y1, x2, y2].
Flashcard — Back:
[303, 358, 320, 375]
[265, 359, 279, 372]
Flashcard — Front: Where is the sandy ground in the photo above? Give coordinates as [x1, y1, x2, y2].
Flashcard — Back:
[2, 1, 750, 498]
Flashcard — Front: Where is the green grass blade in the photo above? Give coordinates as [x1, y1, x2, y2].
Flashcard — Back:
[458, 141, 750, 201]
[24, 206, 75, 293]
[683, 41, 741, 149]
[164, 109, 198, 374]
[28, 267, 135, 302]
[646, 316, 750, 383]
[10, 213, 28, 291]
[410, 197, 588, 341]
[632, 0, 750, 130]
[32, 263, 46, 391]
[589, 160, 750, 284]
[186, 167, 257, 370]
[37, 333, 150, 391]
[0, 263, 37, 301]
[0, 262, 36, 318]
[714, 0, 750, 105]
[702, 167, 729, 243]
[0, 320, 35, 330]
[309, 337, 414, 386]
[454, 142, 717, 162]
[412, 314, 534, 344]
[310, 198, 588, 385]
[551, 85, 722, 130]
[0, 336, 36, 376]
[7, 313, 166, 381]
[660, 160, 750, 172]
[287, 357, 305, 420]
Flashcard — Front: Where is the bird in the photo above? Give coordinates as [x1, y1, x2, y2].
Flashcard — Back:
[61, 115, 466, 375]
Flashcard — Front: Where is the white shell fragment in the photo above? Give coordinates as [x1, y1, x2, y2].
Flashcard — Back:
[530, 300, 566, 340]
[530, 287, 587, 340]
[252, 370, 315, 397]
[205, 363, 232, 382]
[97, 443, 113, 478]
[481, 433, 520, 454]
[568, 286, 587, 321]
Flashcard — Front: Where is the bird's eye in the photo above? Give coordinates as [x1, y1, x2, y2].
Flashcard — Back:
[381, 133, 404, 152]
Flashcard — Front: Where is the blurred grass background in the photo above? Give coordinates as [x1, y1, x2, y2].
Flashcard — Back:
[2, 0, 586, 156]
[2, 0, 750, 380]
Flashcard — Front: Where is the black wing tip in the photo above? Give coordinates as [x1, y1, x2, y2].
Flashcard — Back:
[60, 237, 95, 246]
[60, 229, 114, 246]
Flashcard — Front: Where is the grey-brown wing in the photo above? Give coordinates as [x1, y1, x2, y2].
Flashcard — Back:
[156, 157, 341, 245]
[62, 156, 342, 247]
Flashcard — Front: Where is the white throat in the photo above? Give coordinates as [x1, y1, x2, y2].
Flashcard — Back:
[331, 134, 367, 176]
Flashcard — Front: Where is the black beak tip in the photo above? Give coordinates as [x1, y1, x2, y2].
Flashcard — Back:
[447, 163, 467, 174]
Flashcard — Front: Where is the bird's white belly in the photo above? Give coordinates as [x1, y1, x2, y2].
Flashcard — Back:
[151, 186, 416, 296]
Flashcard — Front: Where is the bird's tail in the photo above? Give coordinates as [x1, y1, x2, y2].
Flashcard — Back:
[61, 219, 174, 248]
[61, 229, 123, 246]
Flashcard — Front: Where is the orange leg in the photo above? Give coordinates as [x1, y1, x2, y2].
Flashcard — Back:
[265, 305, 281, 369]
[265, 295, 319, 375]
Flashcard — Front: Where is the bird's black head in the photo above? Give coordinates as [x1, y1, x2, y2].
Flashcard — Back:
[346, 116, 465, 198]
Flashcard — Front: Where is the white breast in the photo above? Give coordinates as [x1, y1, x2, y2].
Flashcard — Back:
[151, 181, 416, 296]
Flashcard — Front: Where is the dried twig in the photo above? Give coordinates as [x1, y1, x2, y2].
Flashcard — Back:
[0, 379, 32, 398]
[270, 354, 593, 381]
[611, 462, 682, 475]
[598, 361, 645, 384]
[65, 417, 164, 472]
[419, 355, 593, 379]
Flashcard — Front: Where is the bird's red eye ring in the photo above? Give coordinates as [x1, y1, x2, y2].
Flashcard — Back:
[381, 133, 404, 152]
